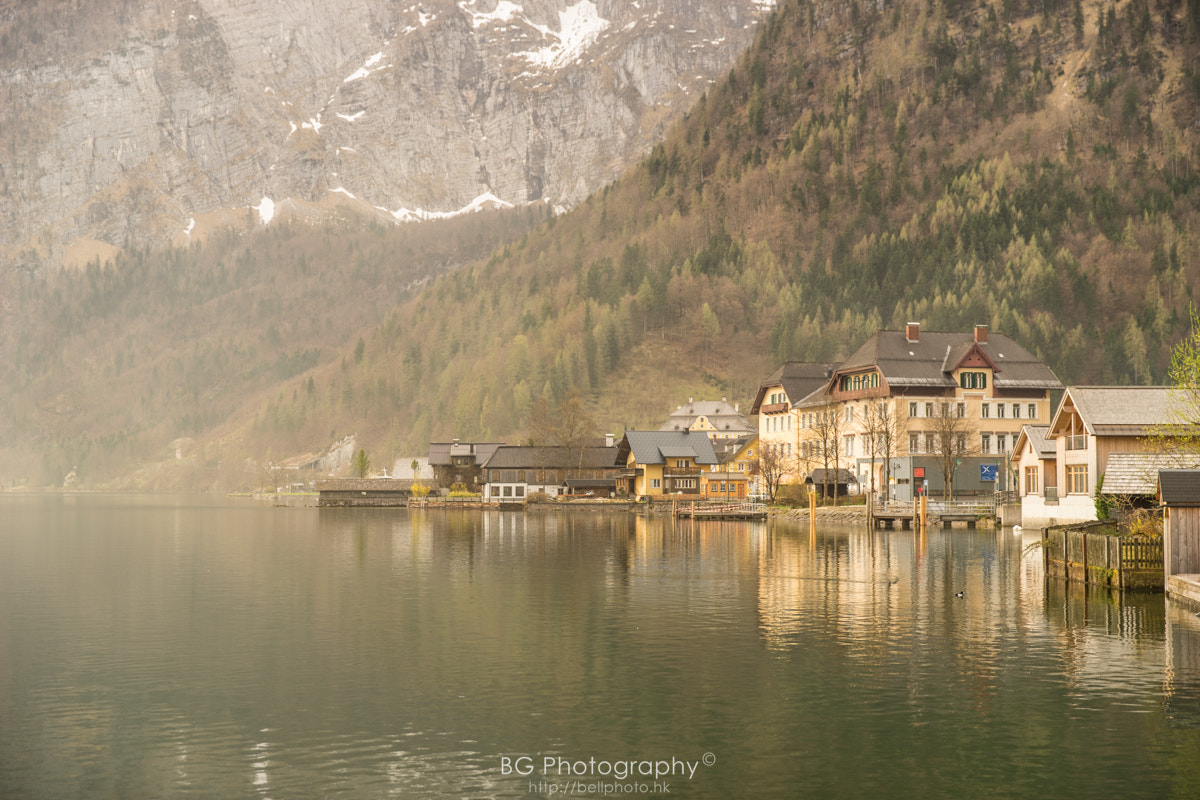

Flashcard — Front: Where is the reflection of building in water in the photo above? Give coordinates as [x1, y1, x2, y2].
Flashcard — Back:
[1042, 580, 1171, 700]
[1164, 603, 1200, 728]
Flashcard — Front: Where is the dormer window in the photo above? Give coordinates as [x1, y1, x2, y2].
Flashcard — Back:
[839, 372, 879, 392]
[960, 371, 988, 389]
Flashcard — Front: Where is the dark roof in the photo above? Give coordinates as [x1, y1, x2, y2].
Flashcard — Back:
[427, 441, 505, 466]
[835, 328, 1061, 391]
[618, 431, 718, 466]
[715, 434, 757, 465]
[1160, 469, 1200, 506]
[750, 361, 837, 412]
[806, 469, 858, 484]
[482, 445, 619, 470]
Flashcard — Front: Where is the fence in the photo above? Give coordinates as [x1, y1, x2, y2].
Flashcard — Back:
[1042, 523, 1163, 591]
[677, 502, 767, 519]
[881, 497, 996, 516]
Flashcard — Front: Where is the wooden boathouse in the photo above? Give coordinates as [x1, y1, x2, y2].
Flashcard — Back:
[316, 479, 415, 507]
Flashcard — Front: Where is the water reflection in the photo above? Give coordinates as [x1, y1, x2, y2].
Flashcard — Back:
[3, 497, 1200, 799]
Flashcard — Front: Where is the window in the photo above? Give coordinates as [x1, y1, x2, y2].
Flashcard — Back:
[503, 486, 512, 497]
[981, 403, 990, 418]
[956, 433, 967, 454]
[1025, 466, 1039, 496]
[1013, 403, 1021, 419]
[515, 486, 525, 497]
[925, 402, 934, 418]
[909, 433, 920, 454]
[960, 371, 988, 389]
[844, 435, 856, 457]
[1066, 464, 1088, 495]
[997, 433, 1007, 453]
[676, 459, 687, 468]
[651, 478, 661, 489]
[997, 404, 1006, 419]
[925, 433, 936, 453]
[956, 402, 966, 418]
[845, 405, 855, 423]
[1028, 403, 1037, 419]
[910, 402, 919, 417]
[517, 470, 525, 482]
[981, 434, 991, 454]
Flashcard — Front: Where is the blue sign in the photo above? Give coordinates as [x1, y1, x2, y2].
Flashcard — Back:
[980, 464, 998, 482]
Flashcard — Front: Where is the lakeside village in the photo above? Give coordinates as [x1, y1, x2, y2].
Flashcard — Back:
[292, 321, 1200, 606]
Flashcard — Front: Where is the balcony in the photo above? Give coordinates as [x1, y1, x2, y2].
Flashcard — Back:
[760, 402, 789, 414]
[664, 467, 701, 478]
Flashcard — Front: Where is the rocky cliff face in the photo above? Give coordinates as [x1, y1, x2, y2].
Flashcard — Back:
[0, 0, 776, 268]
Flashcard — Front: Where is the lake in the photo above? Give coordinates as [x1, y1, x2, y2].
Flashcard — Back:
[2, 494, 1199, 799]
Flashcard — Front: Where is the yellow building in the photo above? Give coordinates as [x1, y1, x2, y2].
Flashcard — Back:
[616, 431, 718, 497]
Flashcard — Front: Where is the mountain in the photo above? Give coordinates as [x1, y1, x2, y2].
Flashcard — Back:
[4, 0, 1200, 489]
[0, 0, 778, 269]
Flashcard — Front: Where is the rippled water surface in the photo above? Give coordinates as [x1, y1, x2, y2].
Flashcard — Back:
[3, 495, 1200, 799]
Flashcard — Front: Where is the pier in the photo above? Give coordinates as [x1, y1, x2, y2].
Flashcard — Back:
[675, 501, 767, 520]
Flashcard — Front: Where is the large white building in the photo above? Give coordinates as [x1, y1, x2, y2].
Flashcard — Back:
[753, 324, 1063, 499]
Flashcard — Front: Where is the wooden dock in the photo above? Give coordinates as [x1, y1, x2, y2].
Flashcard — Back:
[675, 501, 767, 520]
[872, 499, 996, 529]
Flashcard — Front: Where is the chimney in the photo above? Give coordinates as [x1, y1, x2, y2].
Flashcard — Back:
[606, 433, 614, 448]
[905, 322, 920, 343]
[974, 324, 989, 344]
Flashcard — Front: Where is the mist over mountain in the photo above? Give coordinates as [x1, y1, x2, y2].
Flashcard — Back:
[0, 0, 776, 269]
[4, 0, 1200, 490]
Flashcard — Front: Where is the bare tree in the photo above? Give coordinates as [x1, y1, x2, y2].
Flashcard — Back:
[756, 442, 788, 502]
[927, 400, 976, 500]
[863, 399, 903, 501]
[553, 391, 596, 477]
[526, 391, 597, 479]
[808, 400, 843, 503]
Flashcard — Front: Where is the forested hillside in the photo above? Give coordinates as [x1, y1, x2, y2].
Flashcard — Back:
[328, 0, 1200, 455]
[4, 0, 1200, 488]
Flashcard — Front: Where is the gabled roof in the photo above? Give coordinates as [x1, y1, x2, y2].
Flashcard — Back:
[750, 362, 837, 412]
[1160, 469, 1200, 506]
[941, 342, 1000, 374]
[1047, 387, 1187, 438]
[659, 398, 754, 433]
[1012, 425, 1054, 459]
[481, 445, 619, 471]
[427, 441, 505, 466]
[715, 433, 757, 465]
[835, 328, 1060, 390]
[618, 431, 718, 466]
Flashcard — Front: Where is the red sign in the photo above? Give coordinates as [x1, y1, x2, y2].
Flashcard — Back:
[913, 467, 925, 478]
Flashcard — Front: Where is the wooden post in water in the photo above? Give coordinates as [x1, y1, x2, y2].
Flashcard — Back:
[920, 495, 928, 532]
[809, 491, 817, 538]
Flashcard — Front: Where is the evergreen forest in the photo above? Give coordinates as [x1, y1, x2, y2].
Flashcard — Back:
[3, 0, 1200, 488]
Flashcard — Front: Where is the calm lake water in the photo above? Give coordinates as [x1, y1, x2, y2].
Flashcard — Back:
[3, 495, 1200, 799]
